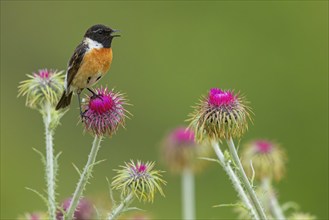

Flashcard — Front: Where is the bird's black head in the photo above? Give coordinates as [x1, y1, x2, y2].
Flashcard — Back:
[84, 24, 120, 48]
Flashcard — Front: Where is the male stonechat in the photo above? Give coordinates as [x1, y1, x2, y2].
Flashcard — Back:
[55, 24, 120, 113]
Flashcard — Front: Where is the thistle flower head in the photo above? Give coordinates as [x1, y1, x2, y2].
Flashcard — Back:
[18, 69, 64, 109]
[188, 88, 251, 142]
[82, 87, 129, 137]
[56, 198, 94, 220]
[241, 139, 287, 182]
[162, 127, 211, 173]
[288, 212, 316, 220]
[18, 212, 48, 220]
[112, 160, 166, 203]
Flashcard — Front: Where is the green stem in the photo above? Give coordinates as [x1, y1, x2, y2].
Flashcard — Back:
[65, 135, 103, 220]
[182, 167, 195, 220]
[211, 141, 259, 220]
[262, 178, 285, 220]
[107, 193, 134, 220]
[226, 138, 268, 220]
[43, 103, 56, 220]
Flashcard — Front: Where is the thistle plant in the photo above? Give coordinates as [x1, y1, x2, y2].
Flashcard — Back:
[65, 87, 128, 220]
[109, 160, 166, 220]
[188, 88, 267, 220]
[161, 127, 211, 220]
[18, 69, 66, 220]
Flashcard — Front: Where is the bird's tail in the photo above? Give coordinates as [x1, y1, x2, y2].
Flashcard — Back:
[55, 91, 73, 110]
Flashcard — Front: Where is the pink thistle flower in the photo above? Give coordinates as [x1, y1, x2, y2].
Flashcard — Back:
[18, 69, 64, 108]
[188, 88, 252, 142]
[56, 198, 94, 220]
[82, 87, 129, 137]
[161, 127, 211, 173]
[241, 139, 287, 182]
[208, 88, 236, 107]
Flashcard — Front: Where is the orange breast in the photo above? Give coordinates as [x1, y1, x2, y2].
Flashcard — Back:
[73, 48, 113, 89]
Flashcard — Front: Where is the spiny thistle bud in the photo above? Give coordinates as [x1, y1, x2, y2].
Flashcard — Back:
[82, 87, 129, 137]
[188, 88, 251, 142]
[18, 212, 48, 220]
[18, 69, 64, 109]
[241, 140, 287, 182]
[56, 198, 94, 220]
[112, 160, 166, 203]
[288, 212, 316, 220]
[161, 127, 211, 173]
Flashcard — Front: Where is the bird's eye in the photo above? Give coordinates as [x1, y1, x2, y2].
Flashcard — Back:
[97, 30, 104, 35]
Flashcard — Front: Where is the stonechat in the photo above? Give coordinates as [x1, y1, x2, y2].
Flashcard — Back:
[55, 24, 120, 113]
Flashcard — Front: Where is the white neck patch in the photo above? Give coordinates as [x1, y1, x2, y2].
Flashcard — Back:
[84, 37, 103, 50]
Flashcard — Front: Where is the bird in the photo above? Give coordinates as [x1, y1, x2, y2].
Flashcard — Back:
[55, 24, 120, 114]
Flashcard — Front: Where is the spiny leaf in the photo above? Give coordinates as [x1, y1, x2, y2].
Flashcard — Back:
[92, 159, 107, 167]
[72, 163, 82, 176]
[32, 148, 46, 166]
[198, 157, 220, 164]
[25, 187, 48, 207]
[106, 177, 116, 206]
[213, 203, 246, 209]
[124, 207, 145, 212]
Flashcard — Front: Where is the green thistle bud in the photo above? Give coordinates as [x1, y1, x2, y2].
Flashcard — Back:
[18, 69, 64, 109]
[112, 160, 166, 203]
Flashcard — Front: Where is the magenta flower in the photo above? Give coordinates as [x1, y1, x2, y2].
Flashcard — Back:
[172, 127, 195, 144]
[208, 88, 236, 107]
[82, 87, 128, 136]
[162, 127, 211, 173]
[241, 139, 287, 181]
[56, 198, 94, 220]
[188, 88, 252, 141]
[255, 140, 273, 153]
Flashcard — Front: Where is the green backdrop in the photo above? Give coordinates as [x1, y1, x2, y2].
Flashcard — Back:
[1, 1, 328, 219]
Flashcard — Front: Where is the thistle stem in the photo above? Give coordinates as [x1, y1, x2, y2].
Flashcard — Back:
[262, 178, 285, 220]
[43, 103, 56, 220]
[65, 135, 103, 220]
[226, 138, 267, 220]
[182, 167, 195, 220]
[107, 193, 134, 220]
[211, 141, 259, 220]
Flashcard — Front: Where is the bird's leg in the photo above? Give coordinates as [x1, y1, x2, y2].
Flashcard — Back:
[87, 88, 103, 100]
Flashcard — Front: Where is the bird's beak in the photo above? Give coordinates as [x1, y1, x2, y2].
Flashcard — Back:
[110, 29, 120, 37]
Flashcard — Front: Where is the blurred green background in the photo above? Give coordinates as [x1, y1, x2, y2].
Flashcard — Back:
[1, 1, 328, 219]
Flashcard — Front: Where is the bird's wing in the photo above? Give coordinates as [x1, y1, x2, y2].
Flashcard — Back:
[66, 42, 88, 89]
